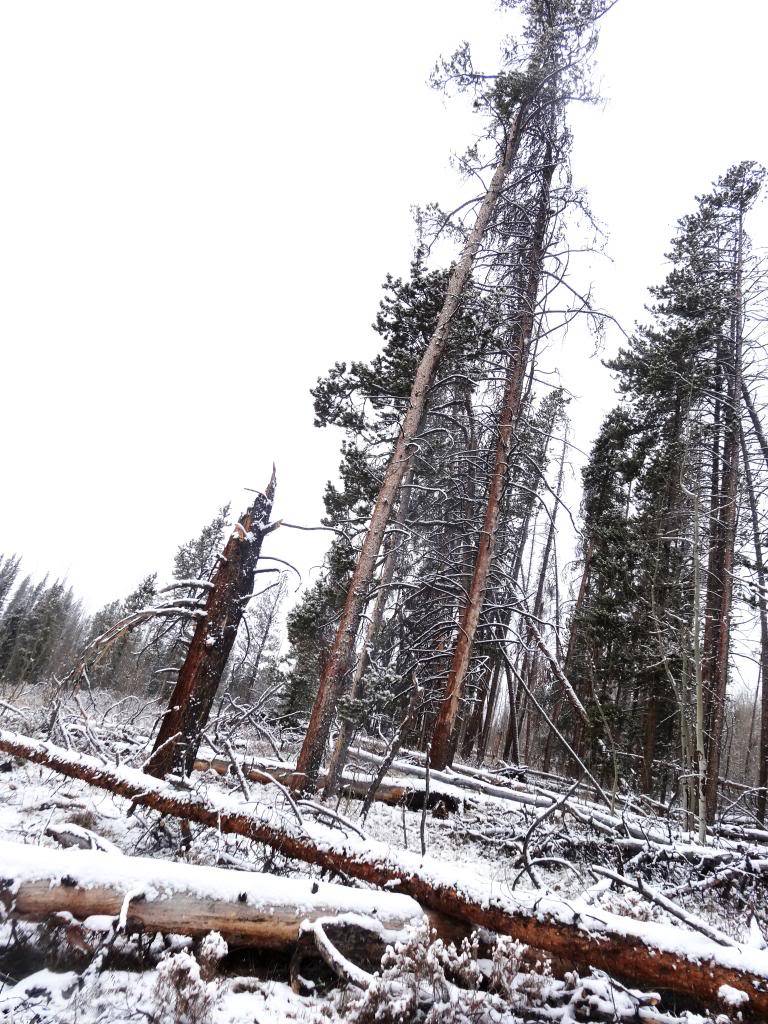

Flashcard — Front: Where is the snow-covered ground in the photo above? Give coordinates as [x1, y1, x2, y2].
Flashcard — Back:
[0, 688, 765, 1023]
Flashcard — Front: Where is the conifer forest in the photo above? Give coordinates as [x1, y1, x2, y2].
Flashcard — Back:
[4, 2, 768, 1021]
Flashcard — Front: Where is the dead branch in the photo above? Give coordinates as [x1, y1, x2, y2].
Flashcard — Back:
[2, 729, 768, 1017]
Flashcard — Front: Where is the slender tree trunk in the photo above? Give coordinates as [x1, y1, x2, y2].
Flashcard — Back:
[477, 655, 502, 760]
[479, 442, 545, 760]
[145, 474, 276, 778]
[430, 151, 555, 771]
[460, 657, 493, 759]
[501, 654, 521, 762]
[293, 101, 530, 792]
[742, 384, 768, 469]
[323, 467, 415, 796]
[704, 208, 744, 823]
[740, 425, 768, 822]
[520, 438, 565, 712]
[702, 365, 724, 744]
[689, 465, 707, 844]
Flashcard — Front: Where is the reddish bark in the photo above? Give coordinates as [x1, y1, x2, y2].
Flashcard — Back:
[2, 730, 767, 1019]
[323, 467, 415, 797]
[293, 97, 530, 792]
[430, 152, 555, 771]
[705, 208, 744, 823]
[145, 473, 276, 778]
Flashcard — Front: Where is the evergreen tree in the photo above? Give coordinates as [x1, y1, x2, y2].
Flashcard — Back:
[567, 163, 765, 810]
[284, 257, 493, 716]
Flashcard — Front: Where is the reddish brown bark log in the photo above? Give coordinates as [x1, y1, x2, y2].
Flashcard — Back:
[3, 730, 767, 1019]
[145, 473, 276, 778]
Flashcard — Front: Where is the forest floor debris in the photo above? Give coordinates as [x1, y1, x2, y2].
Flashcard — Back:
[0, 691, 766, 1022]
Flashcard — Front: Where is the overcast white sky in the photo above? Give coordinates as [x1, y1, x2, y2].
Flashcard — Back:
[1, 0, 767, 613]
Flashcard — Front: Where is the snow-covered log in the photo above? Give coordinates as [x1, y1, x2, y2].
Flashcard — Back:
[2, 729, 768, 1018]
[321, 747, 768, 862]
[193, 755, 460, 812]
[0, 840, 423, 952]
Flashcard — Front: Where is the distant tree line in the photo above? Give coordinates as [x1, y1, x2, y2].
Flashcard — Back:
[0, 506, 286, 706]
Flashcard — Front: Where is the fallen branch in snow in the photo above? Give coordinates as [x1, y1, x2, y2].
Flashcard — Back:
[293, 915, 377, 991]
[0, 840, 423, 954]
[590, 866, 739, 948]
[194, 754, 460, 813]
[1, 729, 767, 1017]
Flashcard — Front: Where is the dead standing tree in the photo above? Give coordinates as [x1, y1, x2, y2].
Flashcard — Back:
[430, 143, 555, 770]
[145, 472, 277, 778]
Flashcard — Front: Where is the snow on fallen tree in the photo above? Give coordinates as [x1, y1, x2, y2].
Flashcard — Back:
[1, 727, 768, 1018]
[193, 754, 462, 812]
[198, 750, 768, 867]
[0, 840, 423, 952]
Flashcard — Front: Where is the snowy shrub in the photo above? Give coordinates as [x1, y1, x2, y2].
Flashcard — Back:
[488, 936, 553, 1005]
[153, 949, 217, 1024]
[345, 924, 551, 1024]
[197, 929, 228, 981]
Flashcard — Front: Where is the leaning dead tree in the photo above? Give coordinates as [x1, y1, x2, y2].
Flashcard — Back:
[292, 0, 616, 790]
[430, 139, 555, 770]
[291, 50, 540, 793]
[145, 472, 277, 778]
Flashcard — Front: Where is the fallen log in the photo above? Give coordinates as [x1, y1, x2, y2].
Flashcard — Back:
[2, 728, 767, 1019]
[335, 748, 768, 863]
[45, 822, 122, 855]
[0, 840, 423, 953]
[202, 752, 768, 866]
[193, 755, 461, 813]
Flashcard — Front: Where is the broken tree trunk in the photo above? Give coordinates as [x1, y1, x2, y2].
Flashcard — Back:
[145, 472, 277, 779]
[3, 729, 768, 1018]
[0, 840, 424, 953]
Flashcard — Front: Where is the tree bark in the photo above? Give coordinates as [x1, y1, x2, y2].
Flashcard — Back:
[704, 206, 744, 823]
[0, 839, 423, 952]
[742, 383, 768, 470]
[740, 425, 768, 822]
[2, 730, 768, 1018]
[323, 466, 415, 796]
[293, 97, 530, 792]
[430, 150, 555, 771]
[194, 753, 460, 813]
[740, 387, 768, 821]
[145, 473, 276, 778]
